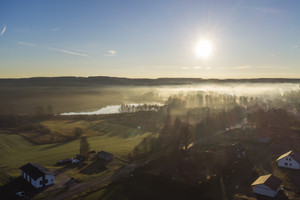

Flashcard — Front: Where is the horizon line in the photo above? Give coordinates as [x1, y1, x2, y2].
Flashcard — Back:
[1, 76, 300, 80]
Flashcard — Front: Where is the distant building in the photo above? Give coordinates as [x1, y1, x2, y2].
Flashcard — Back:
[251, 174, 281, 197]
[232, 142, 246, 158]
[75, 154, 86, 162]
[98, 150, 113, 161]
[276, 150, 300, 169]
[20, 163, 55, 188]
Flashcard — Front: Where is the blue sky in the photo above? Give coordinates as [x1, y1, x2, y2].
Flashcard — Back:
[0, 0, 300, 78]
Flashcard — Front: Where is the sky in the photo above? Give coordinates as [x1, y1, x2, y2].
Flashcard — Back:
[0, 0, 300, 79]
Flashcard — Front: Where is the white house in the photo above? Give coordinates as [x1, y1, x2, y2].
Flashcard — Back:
[251, 174, 282, 197]
[20, 163, 55, 188]
[276, 150, 300, 169]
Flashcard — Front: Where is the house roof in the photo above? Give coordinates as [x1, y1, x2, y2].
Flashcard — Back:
[99, 150, 113, 156]
[20, 163, 54, 180]
[251, 174, 282, 191]
[276, 150, 300, 163]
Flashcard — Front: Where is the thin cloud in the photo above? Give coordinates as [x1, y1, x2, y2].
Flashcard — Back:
[269, 54, 275, 57]
[46, 47, 89, 57]
[0, 25, 6, 36]
[291, 45, 299, 50]
[233, 65, 251, 70]
[105, 50, 117, 56]
[181, 67, 190, 70]
[258, 66, 289, 69]
[77, 49, 89, 53]
[182, 66, 210, 70]
[52, 27, 60, 32]
[255, 7, 282, 15]
[193, 66, 203, 69]
[18, 41, 37, 47]
[18, 41, 89, 57]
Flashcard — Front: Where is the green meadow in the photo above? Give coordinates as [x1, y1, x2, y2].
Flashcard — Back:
[0, 131, 151, 181]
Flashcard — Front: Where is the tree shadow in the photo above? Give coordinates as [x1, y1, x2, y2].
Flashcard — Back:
[79, 159, 108, 175]
[0, 176, 53, 199]
[255, 191, 289, 200]
[39, 140, 74, 151]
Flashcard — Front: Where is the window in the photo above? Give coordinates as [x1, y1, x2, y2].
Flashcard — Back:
[289, 158, 291, 161]
[40, 180, 42, 185]
[286, 158, 288, 160]
[290, 163, 292, 166]
[45, 179, 48, 184]
[285, 162, 288, 166]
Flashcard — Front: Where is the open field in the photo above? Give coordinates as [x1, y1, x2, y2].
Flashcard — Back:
[0, 132, 152, 180]
[40, 119, 140, 138]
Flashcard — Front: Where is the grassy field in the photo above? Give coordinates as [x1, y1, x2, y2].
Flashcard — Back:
[40, 119, 141, 138]
[0, 132, 152, 180]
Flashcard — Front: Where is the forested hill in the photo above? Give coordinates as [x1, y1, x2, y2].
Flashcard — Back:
[0, 76, 300, 87]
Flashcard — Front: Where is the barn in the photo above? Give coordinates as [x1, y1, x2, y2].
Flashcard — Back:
[251, 174, 281, 197]
[276, 150, 300, 169]
[20, 163, 55, 188]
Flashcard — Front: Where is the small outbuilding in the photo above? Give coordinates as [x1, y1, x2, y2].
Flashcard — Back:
[276, 150, 300, 169]
[98, 150, 114, 161]
[251, 174, 281, 197]
[20, 163, 55, 188]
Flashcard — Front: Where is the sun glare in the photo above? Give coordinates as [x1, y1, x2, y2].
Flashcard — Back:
[195, 39, 213, 59]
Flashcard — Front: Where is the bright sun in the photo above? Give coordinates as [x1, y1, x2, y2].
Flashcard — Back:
[195, 39, 213, 59]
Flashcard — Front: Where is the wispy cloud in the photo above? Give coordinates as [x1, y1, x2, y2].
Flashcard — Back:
[233, 65, 251, 70]
[0, 25, 6, 36]
[181, 66, 211, 70]
[219, 65, 288, 70]
[181, 66, 190, 70]
[258, 66, 289, 69]
[193, 66, 203, 69]
[46, 47, 89, 57]
[254, 7, 282, 15]
[18, 41, 37, 47]
[105, 50, 117, 56]
[77, 49, 89, 53]
[291, 45, 299, 50]
[51, 27, 60, 32]
[18, 41, 89, 57]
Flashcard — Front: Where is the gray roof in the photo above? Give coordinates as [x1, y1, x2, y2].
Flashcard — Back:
[99, 150, 113, 156]
[276, 150, 300, 163]
[20, 163, 54, 180]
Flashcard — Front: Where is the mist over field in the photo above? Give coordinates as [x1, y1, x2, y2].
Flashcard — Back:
[1, 77, 300, 115]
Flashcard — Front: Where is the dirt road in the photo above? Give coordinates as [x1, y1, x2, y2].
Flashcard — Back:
[47, 163, 137, 200]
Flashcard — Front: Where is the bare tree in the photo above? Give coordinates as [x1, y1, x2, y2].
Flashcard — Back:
[47, 104, 53, 116]
[36, 106, 46, 116]
[80, 137, 90, 159]
[179, 123, 194, 151]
